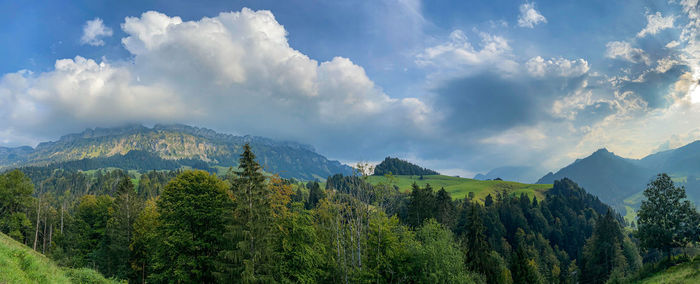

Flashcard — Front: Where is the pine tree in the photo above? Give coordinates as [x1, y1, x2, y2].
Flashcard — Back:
[581, 211, 628, 284]
[434, 188, 456, 227]
[306, 181, 325, 209]
[106, 176, 143, 279]
[225, 144, 276, 282]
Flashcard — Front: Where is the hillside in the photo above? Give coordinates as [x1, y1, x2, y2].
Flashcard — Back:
[636, 258, 700, 284]
[0, 124, 352, 180]
[373, 157, 439, 176]
[366, 174, 551, 200]
[0, 232, 116, 283]
[536, 148, 654, 205]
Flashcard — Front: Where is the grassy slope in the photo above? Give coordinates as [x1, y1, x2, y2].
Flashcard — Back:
[637, 259, 700, 284]
[0, 233, 117, 284]
[366, 175, 551, 200]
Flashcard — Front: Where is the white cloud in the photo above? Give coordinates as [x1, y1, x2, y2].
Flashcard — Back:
[525, 56, 589, 77]
[637, 12, 675, 38]
[1, 9, 431, 156]
[80, 18, 113, 46]
[605, 41, 651, 65]
[517, 3, 547, 28]
[415, 29, 518, 74]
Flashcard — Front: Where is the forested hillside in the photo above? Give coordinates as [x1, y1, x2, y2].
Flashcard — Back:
[0, 124, 352, 180]
[373, 156, 440, 176]
[4, 145, 694, 283]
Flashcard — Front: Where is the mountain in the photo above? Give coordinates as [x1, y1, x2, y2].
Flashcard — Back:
[537, 143, 700, 208]
[473, 166, 543, 183]
[0, 124, 353, 180]
[536, 148, 654, 205]
[373, 157, 439, 176]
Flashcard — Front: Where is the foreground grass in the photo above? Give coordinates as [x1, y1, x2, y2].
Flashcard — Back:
[637, 258, 700, 284]
[367, 174, 551, 200]
[0, 232, 118, 284]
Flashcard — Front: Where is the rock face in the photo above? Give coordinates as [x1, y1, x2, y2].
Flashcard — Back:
[0, 124, 352, 180]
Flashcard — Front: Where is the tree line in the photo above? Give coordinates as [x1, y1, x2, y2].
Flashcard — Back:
[0, 146, 699, 283]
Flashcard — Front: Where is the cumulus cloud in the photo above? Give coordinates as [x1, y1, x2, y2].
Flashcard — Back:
[605, 41, 651, 65]
[517, 3, 547, 28]
[80, 18, 113, 46]
[0, 9, 430, 158]
[525, 56, 589, 77]
[637, 12, 675, 38]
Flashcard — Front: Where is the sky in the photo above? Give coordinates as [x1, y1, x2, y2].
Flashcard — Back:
[1, 0, 700, 179]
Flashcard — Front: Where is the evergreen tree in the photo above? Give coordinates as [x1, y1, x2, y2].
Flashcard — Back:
[434, 188, 456, 227]
[581, 211, 629, 284]
[106, 176, 143, 279]
[637, 173, 700, 258]
[225, 144, 276, 282]
[150, 170, 232, 283]
[306, 181, 325, 209]
[406, 183, 435, 227]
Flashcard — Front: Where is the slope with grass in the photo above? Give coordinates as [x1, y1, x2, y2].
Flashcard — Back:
[367, 174, 551, 200]
[637, 258, 700, 284]
[0, 232, 117, 284]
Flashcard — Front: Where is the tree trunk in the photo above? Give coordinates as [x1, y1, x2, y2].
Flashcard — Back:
[33, 196, 41, 251]
[42, 216, 47, 254]
[60, 203, 64, 234]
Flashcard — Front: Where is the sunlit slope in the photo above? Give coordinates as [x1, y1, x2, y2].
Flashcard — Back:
[367, 174, 551, 200]
[0, 232, 116, 284]
[637, 258, 700, 284]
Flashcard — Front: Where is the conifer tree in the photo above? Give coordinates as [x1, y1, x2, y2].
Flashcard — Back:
[226, 144, 276, 282]
[106, 176, 143, 279]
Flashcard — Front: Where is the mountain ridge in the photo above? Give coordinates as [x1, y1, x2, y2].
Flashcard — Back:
[0, 124, 352, 180]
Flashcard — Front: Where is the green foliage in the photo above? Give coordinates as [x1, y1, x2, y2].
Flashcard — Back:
[223, 143, 277, 282]
[0, 170, 34, 242]
[150, 170, 232, 283]
[406, 183, 435, 227]
[105, 176, 143, 279]
[0, 232, 116, 284]
[373, 156, 440, 176]
[637, 174, 700, 257]
[581, 211, 640, 284]
[305, 181, 325, 210]
[129, 198, 159, 283]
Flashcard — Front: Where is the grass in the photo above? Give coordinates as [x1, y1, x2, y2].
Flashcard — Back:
[636, 257, 700, 284]
[0, 232, 119, 283]
[366, 175, 551, 200]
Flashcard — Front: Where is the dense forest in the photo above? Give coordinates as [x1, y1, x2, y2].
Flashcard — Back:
[373, 157, 440, 176]
[1, 145, 699, 283]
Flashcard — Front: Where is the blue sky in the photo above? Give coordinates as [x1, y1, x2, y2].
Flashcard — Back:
[1, 0, 700, 180]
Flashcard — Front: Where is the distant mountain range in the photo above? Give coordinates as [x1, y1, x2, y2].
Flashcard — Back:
[536, 142, 700, 208]
[473, 166, 544, 184]
[0, 124, 353, 180]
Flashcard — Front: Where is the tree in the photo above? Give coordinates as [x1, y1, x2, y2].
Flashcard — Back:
[406, 183, 435, 227]
[223, 143, 276, 282]
[150, 170, 232, 283]
[130, 198, 159, 284]
[306, 181, 325, 210]
[0, 170, 34, 242]
[434, 188, 456, 227]
[106, 176, 143, 279]
[637, 173, 700, 258]
[581, 211, 630, 284]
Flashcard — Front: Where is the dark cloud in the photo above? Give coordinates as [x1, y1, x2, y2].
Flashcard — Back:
[432, 72, 587, 135]
[619, 64, 689, 109]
